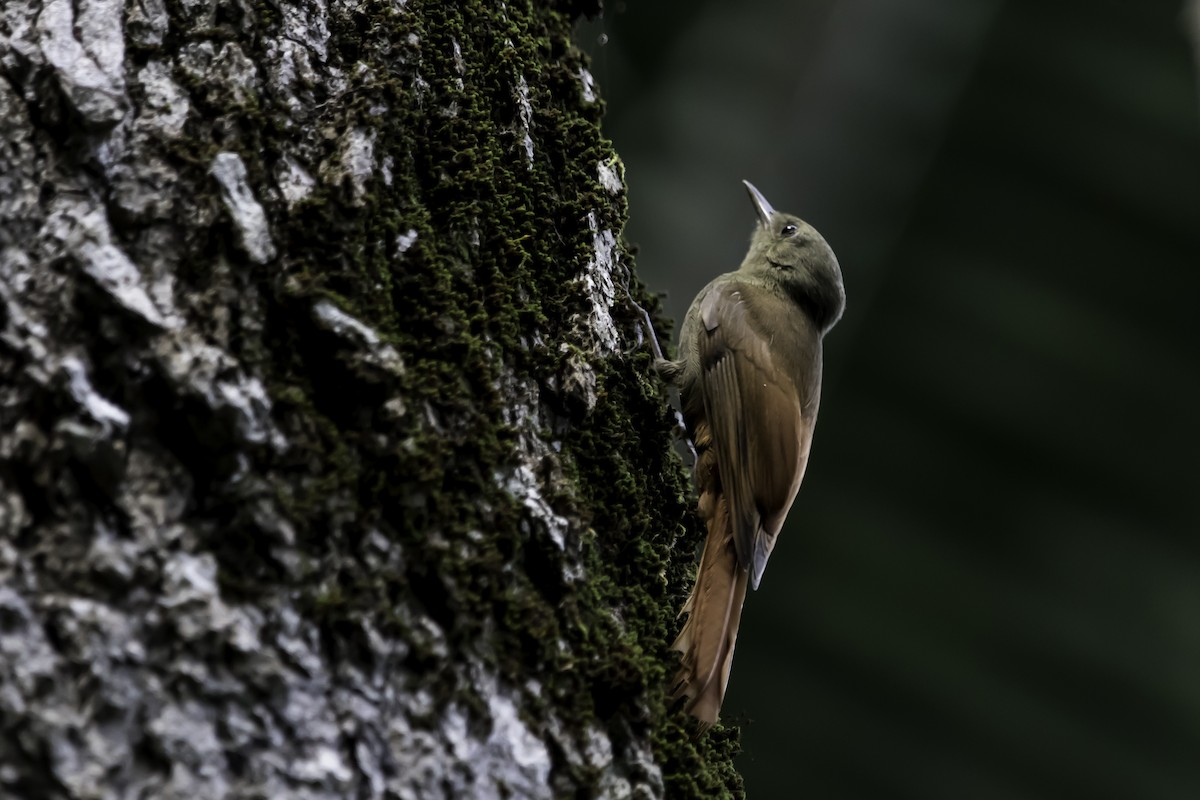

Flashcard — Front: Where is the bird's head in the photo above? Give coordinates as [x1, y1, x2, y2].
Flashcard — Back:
[740, 180, 846, 332]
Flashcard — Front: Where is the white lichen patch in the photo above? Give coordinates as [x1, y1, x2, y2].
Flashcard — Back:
[270, 0, 332, 100]
[413, 72, 431, 104]
[160, 551, 219, 608]
[322, 127, 377, 205]
[485, 688, 551, 792]
[210, 152, 277, 264]
[77, 0, 126, 82]
[135, 60, 190, 138]
[314, 299, 381, 345]
[580, 211, 620, 354]
[515, 75, 534, 165]
[396, 228, 419, 255]
[216, 377, 276, 444]
[88, 241, 172, 326]
[597, 158, 622, 196]
[497, 464, 569, 550]
[293, 744, 354, 785]
[312, 299, 406, 376]
[437, 671, 552, 799]
[61, 355, 130, 430]
[451, 39, 466, 90]
[578, 67, 597, 103]
[381, 154, 394, 186]
[275, 153, 316, 208]
[37, 0, 127, 127]
[46, 198, 174, 329]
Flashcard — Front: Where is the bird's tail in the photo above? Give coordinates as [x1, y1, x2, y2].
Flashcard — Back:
[670, 449, 750, 733]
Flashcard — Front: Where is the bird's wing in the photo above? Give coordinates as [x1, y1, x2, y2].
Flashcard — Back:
[697, 282, 818, 589]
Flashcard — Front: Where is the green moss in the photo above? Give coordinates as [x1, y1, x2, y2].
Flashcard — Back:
[174, 0, 742, 794]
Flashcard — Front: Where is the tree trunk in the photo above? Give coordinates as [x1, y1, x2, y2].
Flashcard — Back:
[0, 0, 743, 797]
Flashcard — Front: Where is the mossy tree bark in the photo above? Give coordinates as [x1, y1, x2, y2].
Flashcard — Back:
[0, 0, 744, 797]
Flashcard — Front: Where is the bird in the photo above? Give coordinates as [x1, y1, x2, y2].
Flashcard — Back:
[656, 180, 845, 731]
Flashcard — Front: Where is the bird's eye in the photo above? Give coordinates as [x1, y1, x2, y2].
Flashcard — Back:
[780, 224, 798, 237]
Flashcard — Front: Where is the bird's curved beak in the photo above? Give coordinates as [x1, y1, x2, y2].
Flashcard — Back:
[743, 180, 775, 229]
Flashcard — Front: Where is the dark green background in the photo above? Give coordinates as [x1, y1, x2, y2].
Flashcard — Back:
[582, 1, 1200, 796]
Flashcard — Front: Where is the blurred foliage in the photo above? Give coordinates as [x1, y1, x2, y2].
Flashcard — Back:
[583, 0, 1200, 796]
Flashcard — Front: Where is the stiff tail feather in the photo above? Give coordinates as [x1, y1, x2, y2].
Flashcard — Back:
[670, 477, 750, 733]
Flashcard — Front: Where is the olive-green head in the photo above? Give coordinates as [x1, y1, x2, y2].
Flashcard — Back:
[739, 180, 846, 332]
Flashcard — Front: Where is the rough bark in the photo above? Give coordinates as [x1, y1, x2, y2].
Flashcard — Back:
[0, 0, 743, 797]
